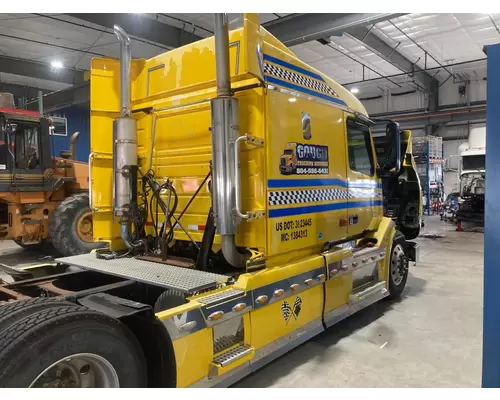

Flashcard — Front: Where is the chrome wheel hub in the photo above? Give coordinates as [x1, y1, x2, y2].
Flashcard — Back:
[390, 244, 407, 286]
[29, 353, 119, 388]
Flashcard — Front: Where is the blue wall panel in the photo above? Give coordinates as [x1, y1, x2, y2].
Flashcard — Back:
[482, 43, 500, 388]
[47, 106, 90, 162]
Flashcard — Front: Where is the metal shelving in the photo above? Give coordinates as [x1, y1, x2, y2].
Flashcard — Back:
[413, 136, 444, 215]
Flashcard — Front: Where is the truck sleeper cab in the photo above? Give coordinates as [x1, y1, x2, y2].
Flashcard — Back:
[0, 14, 417, 388]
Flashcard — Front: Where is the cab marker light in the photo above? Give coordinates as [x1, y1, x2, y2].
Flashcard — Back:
[232, 303, 247, 312]
[256, 295, 268, 304]
[208, 311, 224, 321]
[304, 278, 313, 285]
[273, 289, 285, 297]
[290, 284, 300, 291]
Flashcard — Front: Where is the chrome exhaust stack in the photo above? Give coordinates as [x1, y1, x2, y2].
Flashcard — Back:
[210, 14, 245, 268]
[113, 25, 137, 249]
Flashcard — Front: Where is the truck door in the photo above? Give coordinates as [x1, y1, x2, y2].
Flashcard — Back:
[344, 117, 381, 236]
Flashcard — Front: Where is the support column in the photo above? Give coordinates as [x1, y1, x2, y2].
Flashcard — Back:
[482, 43, 500, 387]
[37, 90, 43, 115]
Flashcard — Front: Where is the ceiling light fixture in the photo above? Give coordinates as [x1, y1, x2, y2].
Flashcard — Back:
[350, 87, 359, 94]
[51, 61, 63, 69]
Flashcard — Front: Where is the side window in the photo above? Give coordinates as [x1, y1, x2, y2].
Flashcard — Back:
[347, 120, 374, 176]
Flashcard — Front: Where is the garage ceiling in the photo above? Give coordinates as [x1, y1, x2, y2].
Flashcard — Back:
[0, 13, 497, 98]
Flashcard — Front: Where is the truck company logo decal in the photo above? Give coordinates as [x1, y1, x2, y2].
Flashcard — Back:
[281, 297, 303, 324]
[279, 142, 329, 176]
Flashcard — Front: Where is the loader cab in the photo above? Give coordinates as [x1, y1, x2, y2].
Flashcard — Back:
[0, 110, 52, 188]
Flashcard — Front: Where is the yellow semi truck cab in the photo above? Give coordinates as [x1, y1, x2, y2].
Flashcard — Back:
[0, 14, 418, 388]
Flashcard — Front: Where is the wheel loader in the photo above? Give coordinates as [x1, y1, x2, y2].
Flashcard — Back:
[0, 93, 100, 256]
[0, 14, 420, 388]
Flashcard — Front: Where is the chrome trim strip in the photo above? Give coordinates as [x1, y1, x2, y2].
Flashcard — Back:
[252, 266, 325, 309]
[161, 308, 206, 340]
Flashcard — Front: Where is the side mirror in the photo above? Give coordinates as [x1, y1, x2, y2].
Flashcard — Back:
[379, 121, 401, 177]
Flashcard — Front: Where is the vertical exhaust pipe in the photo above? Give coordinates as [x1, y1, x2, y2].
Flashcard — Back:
[69, 131, 80, 160]
[210, 14, 246, 268]
[113, 25, 137, 249]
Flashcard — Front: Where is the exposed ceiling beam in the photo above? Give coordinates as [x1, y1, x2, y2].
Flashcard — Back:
[0, 55, 85, 85]
[346, 26, 439, 111]
[66, 13, 202, 49]
[371, 103, 486, 131]
[264, 13, 406, 47]
[0, 82, 50, 99]
[26, 82, 89, 113]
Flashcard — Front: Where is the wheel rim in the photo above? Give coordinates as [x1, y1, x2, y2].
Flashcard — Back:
[29, 353, 119, 388]
[390, 244, 407, 286]
[76, 211, 93, 243]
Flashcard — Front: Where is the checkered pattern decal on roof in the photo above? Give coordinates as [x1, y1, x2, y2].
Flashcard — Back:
[264, 62, 338, 98]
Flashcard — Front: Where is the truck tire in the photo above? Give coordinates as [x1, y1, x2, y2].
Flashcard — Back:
[49, 193, 104, 257]
[0, 305, 147, 388]
[388, 235, 409, 299]
[0, 297, 73, 334]
[400, 226, 420, 240]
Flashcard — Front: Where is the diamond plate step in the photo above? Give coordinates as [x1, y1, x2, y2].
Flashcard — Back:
[213, 343, 254, 367]
[197, 288, 244, 306]
[57, 253, 229, 294]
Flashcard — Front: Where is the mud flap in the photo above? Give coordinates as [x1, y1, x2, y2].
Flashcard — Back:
[406, 242, 419, 262]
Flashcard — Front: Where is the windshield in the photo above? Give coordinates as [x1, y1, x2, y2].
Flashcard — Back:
[283, 149, 294, 155]
[0, 119, 41, 170]
[462, 154, 485, 171]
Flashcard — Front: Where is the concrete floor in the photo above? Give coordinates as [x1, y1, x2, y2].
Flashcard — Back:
[0, 216, 484, 387]
[236, 216, 484, 388]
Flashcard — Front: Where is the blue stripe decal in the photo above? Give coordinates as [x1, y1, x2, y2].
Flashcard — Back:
[268, 179, 382, 189]
[349, 183, 383, 189]
[265, 76, 347, 107]
[268, 179, 347, 188]
[263, 54, 325, 82]
[269, 200, 384, 218]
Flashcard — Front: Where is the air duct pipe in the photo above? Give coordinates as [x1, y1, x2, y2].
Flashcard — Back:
[210, 14, 246, 268]
[113, 25, 137, 249]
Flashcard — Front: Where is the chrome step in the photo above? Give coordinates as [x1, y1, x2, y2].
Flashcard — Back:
[213, 344, 253, 367]
[198, 288, 245, 306]
[349, 281, 387, 305]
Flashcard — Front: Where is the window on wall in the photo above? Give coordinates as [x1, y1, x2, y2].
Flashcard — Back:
[49, 116, 67, 136]
[347, 119, 374, 176]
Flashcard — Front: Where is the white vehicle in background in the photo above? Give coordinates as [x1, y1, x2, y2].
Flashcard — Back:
[456, 126, 485, 225]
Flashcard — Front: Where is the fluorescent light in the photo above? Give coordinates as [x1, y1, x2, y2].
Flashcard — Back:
[51, 61, 63, 69]
[350, 87, 359, 94]
[288, 97, 297, 103]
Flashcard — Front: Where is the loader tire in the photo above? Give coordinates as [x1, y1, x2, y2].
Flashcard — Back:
[388, 234, 409, 299]
[0, 305, 147, 388]
[0, 297, 73, 334]
[49, 193, 104, 257]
